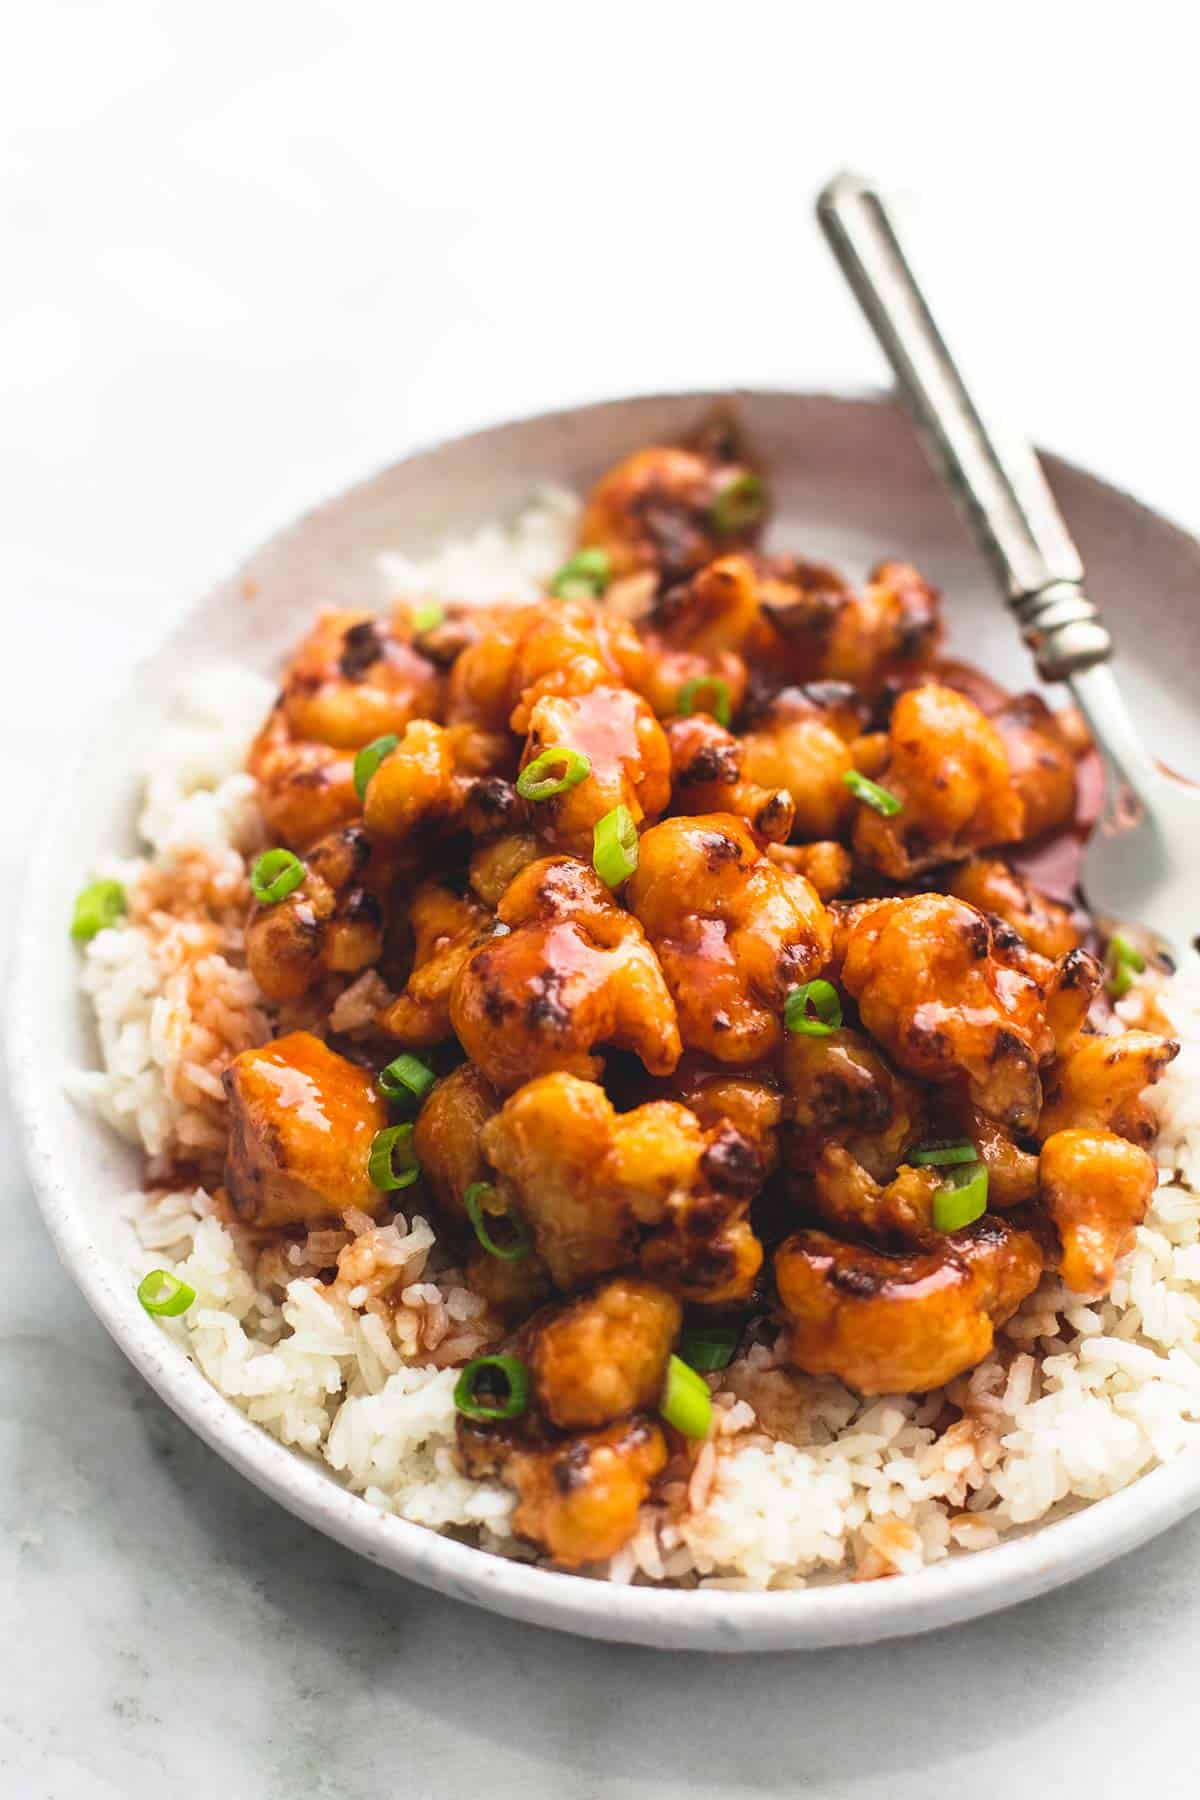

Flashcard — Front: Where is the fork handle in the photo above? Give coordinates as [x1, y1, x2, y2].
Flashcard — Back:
[817, 170, 1112, 681]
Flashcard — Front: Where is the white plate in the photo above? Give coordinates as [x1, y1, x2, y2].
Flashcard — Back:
[10, 389, 1200, 1651]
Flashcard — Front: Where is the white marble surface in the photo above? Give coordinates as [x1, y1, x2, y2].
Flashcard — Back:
[5, 5, 1200, 1794]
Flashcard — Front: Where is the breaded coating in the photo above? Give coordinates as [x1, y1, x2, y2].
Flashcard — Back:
[223, 1031, 387, 1227]
[245, 823, 391, 1004]
[990, 693, 1080, 841]
[247, 708, 361, 850]
[411, 1061, 501, 1221]
[666, 713, 794, 843]
[451, 856, 681, 1092]
[741, 685, 861, 841]
[579, 444, 764, 583]
[945, 856, 1082, 961]
[782, 1026, 924, 1184]
[766, 839, 854, 901]
[765, 557, 941, 690]
[1039, 1128, 1158, 1293]
[523, 1276, 681, 1430]
[627, 813, 832, 1064]
[776, 1217, 1044, 1394]
[522, 686, 671, 857]
[806, 1144, 943, 1245]
[277, 610, 442, 749]
[446, 598, 647, 739]
[377, 884, 491, 1047]
[1038, 1029, 1179, 1146]
[468, 831, 543, 907]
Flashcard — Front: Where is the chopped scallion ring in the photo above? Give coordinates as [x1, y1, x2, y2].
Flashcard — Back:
[679, 1327, 738, 1373]
[784, 979, 843, 1037]
[516, 745, 591, 801]
[676, 675, 732, 728]
[1105, 931, 1146, 1000]
[549, 547, 611, 600]
[659, 1354, 713, 1438]
[412, 601, 445, 635]
[464, 1181, 532, 1262]
[249, 849, 307, 906]
[842, 769, 903, 817]
[453, 1354, 530, 1421]
[910, 1140, 978, 1168]
[353, 733, 400, 800]
[932, 1161, 989, 1233]
[378, 1053, 436, 1110]
[137, 1269, 196, 1317]
[710, 470, 765, 535]
[592, 803, 639, 887]
[368, 1123, 421, 1191]
[71, 878, 127, 941]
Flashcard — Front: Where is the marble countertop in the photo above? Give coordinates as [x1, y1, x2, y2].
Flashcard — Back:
[5, 8, 1200, 1795]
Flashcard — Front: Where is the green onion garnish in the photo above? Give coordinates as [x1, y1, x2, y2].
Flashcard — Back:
[784, 979, 843, 1037]
[659, 1354, 713, 1438]
[412, 601, 444, 635]
[368, 1123, 421, 1191]
[1105, 931, 1146, 1000]
[932, 1161, 989, 1233]
[454, 1354, 530, 1421]
[249, 849, 307, 906]
[910, 1141, 978, 1168]
[710, 470, 765, 535]
[71, 878, 127, 941]
[516, 745, 591, 801]
[842, 769, 903, 817]
[592, 803, 639, 887]
[676, 675, 732, 728]
[378, 1053, 436, 1110]
[549, 547, 611, 600]
[353, 733, 400, 801]
[679, 1327, 738, 1374]
[464, 1181, 532, 1262]
[137, 1269, 196, 1317]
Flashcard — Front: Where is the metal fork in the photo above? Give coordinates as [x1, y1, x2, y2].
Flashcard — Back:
[816, 169, 1199, 971]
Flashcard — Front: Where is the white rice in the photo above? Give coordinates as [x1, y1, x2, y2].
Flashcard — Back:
[68, 490, 1200, 1587]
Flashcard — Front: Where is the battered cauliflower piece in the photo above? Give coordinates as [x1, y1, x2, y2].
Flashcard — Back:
[522, 1276, 681, 1430]
[627, 814, 832, 1064]
[360, 719, 469, 842]
[480, 1071, 765, 1301]
[635, 632, 750, 727]
[521, 686, 671, 857]
[1038, 1029, 1179, 1146]
[665, 713, 794, 843]
[990, 692, 1081, 841]
[450, 856, 681, 1092]
[764, 557, 942, 690]
[377, 883, 492, 1047]
[945, 856, 1082, 961]
[834, 894, 1055, 1134]
[776, 1216, 1044, 1394]
[766, 839, 854, 901]
[1039, 1127, 1159, 1293]
[655, 1060, 783, 1175]
[245, 824, 392, 1004]
[740, 684, 862, 841]
[223, 1031, 387, 1227]
[410, 1061, 501, 1221]
[579, 442, 764, 582]
[782, 1026, 925, 1184]
[806, 1144, 943, 1246]
[276, 610, 442, 749]
[467, 830, 543, 907]
[247, 709, 360, 850]
[852, 684, 1026, 878]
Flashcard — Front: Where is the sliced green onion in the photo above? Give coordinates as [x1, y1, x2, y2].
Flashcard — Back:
[784, 979, 843, 1037]
[412, 601, 445, 635]
[249, 849, 307, 906]
[464, 1181, 532, 1262]
[710, 470, 765, 535]
[378, 1053, 436, 1110]
[842, 769, 903, 817]
[1105, 931, 1146, 1000]
[932, 1161, 989, 1233]
[910, 1140, 978, 1168]
[679, 1327, 738, 1373]
[659, 1353, 713, 1438]
[516, 745, 591, 801]
[71, 878, 126, 941]
[353, 732, 400, 800]
[454, 1354, 530, 1421]
[368, 1123, 421, 1191]
[593, 804, 639, 887]
[676, 675, 732, 728]
[137, 1269, 195, 1317]
[549, 547, 611, 600]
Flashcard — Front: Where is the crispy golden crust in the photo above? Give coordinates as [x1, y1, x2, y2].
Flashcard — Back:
[666, 713, 794, 843]
[580, 445, 762, 583]
[522, 686, 671, 857]
[1038, 1029, 1180, 1145]
[1039, 1128, 1158, 1293]
[522, 1276, 681, 1430]
[245, 824, 393, 1004]
[945, 856, 1082, 961]
[377, 883, 492, 1047]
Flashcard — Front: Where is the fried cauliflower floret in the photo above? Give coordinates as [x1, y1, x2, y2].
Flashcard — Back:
[245, 824, 391, 1003]
[411, 1062, 500, 1221]
[467, 830, 543, 907]
[656, 1060, 783, 1176]
[932, 1103, 1040, 1210]
[360, 719, 466, 841]
[446, 599, 647, 739]
[740, 684, 864, 841]
[776, 1216, 1044, 1394]
[990, 693, 1081, 841]
[766, 839, 854, 901]
[480, 1072, 764, 1301]
[458, 1414, 668, 1569]
[1038, 1029, 1179, 1145]
[451, 856, 681, 1092]
[945, 856, 1082, 960]
[222, 1031, 387, 1227]
[834, 895, 1055, 1134]
[377, 883, 492, 1047]
[635, 634, 750, 726]
[523, 1276, 681, 1430]
[277, 610, 442, 749]
[521, 686, 671, 857]
[627, 814, 832, 1064]
[764, 557, 941, 690]
[579, 443, 764, 583]
[782, 1027, 924, 1183]
[665, 713, 794, 844]
[1039, 1128, 1158, 1293]
[806, 1144, 943, 1245]
[247, 709, 360, 849]
[853, 684, 1026, 878]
